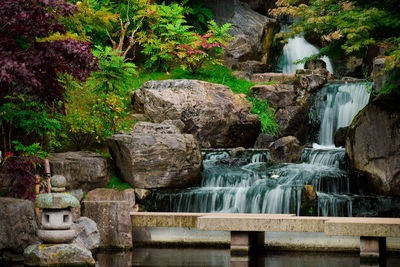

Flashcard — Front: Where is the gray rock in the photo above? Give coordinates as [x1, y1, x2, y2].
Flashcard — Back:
[232, 60, 268, 73]
[204, 0, 278, 67]
[82, 200, 132, 249]
[49, 151, 113, 191]
[250, 84, 297, 107]
[346, 94, 400, 196]
[250, 72, 296, 84]
[108, 121, 203, 189]
[0, 198, 38, 262]
[24, 244, 95, 266]
[371, 57, 389, 92]
[232, 147, 246, 156]
[334, 127, 349, 147]
[71, 217, 100, 251]
[295, 69, 328, 92]
[275, 105, 309, 142]
[254, 133, 275, 148]
[134, 189, 151, 201]
[269, 136, 304, 163]
[131, 80, 260, 148]
[304, 59, 327, 71]
[85, 188, 136, 211]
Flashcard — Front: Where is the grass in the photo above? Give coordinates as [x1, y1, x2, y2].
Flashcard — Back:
[105, 175, 132, 191]
[133, 64, 256, 95]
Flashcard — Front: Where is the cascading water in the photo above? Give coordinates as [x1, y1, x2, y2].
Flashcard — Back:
[278, 36, 334, 74]
[318, 83, 370, 145]
[151, 81, 377, 217]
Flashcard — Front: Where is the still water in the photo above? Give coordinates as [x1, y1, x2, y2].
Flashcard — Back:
[95, 248, 400, 267]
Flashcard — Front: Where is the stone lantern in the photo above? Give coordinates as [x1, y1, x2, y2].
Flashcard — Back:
[35, 175, 79, 243]
[24, 175, 95, 266]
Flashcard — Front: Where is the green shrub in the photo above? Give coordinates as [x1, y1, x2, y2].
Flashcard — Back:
[105, 175, 132, 191]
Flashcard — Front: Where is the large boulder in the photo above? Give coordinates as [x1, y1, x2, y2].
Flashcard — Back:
[269, 136, 304, 163]
[295, 69, 329, 93]
[204, 0, 278, 68]
[85, 188, 136, 211]
[250, 84, 296, 107]
[71, 217, 100, 251]
[0, 198, 38, 262]
[131, 80, 261, 148]
[49, 151, 113, 191]
[108, 121, 203, 188]
[346, 94, 400, 196]
[371, 57, 389, 92]
[249, 72, 296, 84]
[82, 200, 132, 249]
[24, 244, 95, 266]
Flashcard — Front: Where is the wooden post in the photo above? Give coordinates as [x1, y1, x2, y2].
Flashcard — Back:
[44, 158, 51, 192]
[35, 175, 40, 217]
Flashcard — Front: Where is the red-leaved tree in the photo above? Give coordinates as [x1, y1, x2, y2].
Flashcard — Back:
[0, 0, 99, 103]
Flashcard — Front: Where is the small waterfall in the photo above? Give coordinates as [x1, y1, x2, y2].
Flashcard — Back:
[318, 83, 370, 146]
[279, 36, 334, 74]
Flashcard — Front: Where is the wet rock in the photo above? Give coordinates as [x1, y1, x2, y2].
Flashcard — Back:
[250, 84, 297, 107]
[304, 59, 327, 70]
[131, 80, 260, 148]
[0, 198, 38, 262]
[295, 69, 329, 92]
[24, 244, 95, 266]
[108, 121, 203, 189]
[216, 158, 249, 167]
[49, 151, 113, 191]
[71, 217, 100, 251]
[269, 136, 304, 163]
[346, 94, 400, 196]
[232, 147, 246, 156]
[250, 72, 296, 84]
[300, 185, 318, 216]
[371, 57, 389, 92]
[134, 189, 151, 201]
[82, 200, 132, 249]
[254, 133, 276, 148]
[275, 105, 309, 142]
[334, 127, 349, 147]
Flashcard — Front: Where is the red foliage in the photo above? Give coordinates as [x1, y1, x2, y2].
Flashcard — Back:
[0, 0, 98, 103]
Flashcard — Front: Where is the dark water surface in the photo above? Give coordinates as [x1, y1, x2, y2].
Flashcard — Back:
[95, 248, 400, 267]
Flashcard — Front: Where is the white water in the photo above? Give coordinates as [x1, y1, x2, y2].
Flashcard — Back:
[318, 83, 370, 146]
[279, 36, 334, 74]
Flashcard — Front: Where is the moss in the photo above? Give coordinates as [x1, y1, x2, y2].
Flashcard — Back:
[105, 175, 132, 191]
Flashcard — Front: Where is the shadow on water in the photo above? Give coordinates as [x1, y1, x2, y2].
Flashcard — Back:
[93, 248, 400, 267]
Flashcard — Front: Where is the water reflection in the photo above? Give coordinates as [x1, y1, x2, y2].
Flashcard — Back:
[94, 248, 400, 267]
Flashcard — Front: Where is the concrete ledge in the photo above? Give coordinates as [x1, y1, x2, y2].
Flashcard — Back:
[197, 215, 326, 232]
[324, 217, 400, 237]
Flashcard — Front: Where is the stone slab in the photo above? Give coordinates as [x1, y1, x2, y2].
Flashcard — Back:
[197, 215, 324, 232]
[324, 217, 400, 237]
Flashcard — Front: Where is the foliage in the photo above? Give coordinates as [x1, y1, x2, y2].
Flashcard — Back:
[56, 46, 137, 149]
[176, 21, 232, 74]
[182, 0, 215, 33]
[12, 141, 48, 161]
[249, 98, 279, 136]
[138, 2, 193, 71]
[0, 0, 99, 103]
[270, 0, 400, 93]
[105, 175, 132, 191]
[0, 155, 44, 201]
[0, 95, 61, 152]
[59, 1, 118, 46]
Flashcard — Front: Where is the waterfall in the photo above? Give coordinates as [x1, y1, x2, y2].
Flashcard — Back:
[151, 81, 374, 217]
[318, 83, 370, 146]
[279, 36, 334, 74]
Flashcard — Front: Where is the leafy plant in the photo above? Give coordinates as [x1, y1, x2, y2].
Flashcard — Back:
[249, 98, 279, 136]
[175, 21, 232, 74]
[105, 175, 132, 191]
[138, 2, 193, 71]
